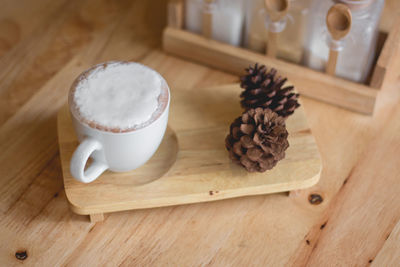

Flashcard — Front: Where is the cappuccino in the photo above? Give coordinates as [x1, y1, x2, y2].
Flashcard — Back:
[70, 62, 168, 132]
[68, 61, 171, 182]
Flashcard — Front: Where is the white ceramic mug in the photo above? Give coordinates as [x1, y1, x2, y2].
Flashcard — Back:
[68, 63, 170, 183]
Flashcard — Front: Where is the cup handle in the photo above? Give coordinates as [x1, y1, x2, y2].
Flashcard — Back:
[70, 138, 108, 183]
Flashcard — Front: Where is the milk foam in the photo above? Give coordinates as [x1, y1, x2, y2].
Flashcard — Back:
[73, 62, 163, 130]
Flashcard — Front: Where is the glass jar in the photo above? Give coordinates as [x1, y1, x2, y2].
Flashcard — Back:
[278, 0, 312, 63]
[244, 0, 312, 63]
[185, 0, 245, 46]
[185, 0, 203, 34]
[244, 0, 266, 53]
[303, 0, 385, 83]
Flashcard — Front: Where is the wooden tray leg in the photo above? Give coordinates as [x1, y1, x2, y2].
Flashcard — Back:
[89, 213, 104, 223]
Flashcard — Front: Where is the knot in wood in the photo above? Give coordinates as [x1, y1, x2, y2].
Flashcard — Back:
[308, 193, 323, 205]
[15, 250, 27, 260]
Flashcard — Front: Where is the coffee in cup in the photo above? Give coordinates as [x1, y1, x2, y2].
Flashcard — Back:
[69, 61, 170, 183]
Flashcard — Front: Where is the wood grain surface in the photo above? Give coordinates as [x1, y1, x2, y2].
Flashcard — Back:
[0, 0, 399, 266]
[58, 84, 321, 216]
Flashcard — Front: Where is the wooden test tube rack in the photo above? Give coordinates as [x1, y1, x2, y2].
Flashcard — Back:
[164, 0, 400, 115]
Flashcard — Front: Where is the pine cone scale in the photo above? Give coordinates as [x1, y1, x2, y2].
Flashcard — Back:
[240, 124, 254, 135]
[240, 135, 254, 148]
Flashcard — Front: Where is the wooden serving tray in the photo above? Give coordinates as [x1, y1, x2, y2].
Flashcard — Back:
[58, 84, 322, 222]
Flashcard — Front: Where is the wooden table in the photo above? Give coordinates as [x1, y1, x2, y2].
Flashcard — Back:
[1, 0, 399, 265]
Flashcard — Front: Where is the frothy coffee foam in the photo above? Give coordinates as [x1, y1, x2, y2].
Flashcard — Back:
[71, 62, 167, 132]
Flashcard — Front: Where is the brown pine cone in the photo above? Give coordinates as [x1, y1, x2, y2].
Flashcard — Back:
[225, 108, 289, 172]
[240, 63, 300, 118]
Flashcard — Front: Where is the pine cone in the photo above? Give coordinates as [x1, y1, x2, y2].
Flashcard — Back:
[225, 108, 289, 172]
[240, 63, 300, 118]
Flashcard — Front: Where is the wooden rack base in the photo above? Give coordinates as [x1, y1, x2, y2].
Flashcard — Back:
[163, 27, 378, 114]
